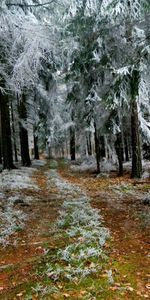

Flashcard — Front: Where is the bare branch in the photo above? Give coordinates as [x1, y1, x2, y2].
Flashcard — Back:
[6, 1, 55, 8]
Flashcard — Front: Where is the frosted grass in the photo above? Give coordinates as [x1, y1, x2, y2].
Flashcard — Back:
[46, 167, 110, 282]
[0, 195, 27, 245]
[0, 167, 39, 190]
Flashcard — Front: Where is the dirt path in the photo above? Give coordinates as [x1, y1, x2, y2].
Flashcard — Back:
[59, 164, 150, 299]
[0, 162, 63, 299]
[0, 160, 150, 299]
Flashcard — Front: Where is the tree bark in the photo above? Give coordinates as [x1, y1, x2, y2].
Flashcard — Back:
[0, 123, 2, 164]
[0, 92, 15, 169]
[11, 101, 18, 162]
[61, 146, 65, 158]
[86, 131, 92, 156]
[94, 122, 100, 173]
[70, 109, 76, 161]
[70, 125, 76, 161]
[100, 135, 105, 158]
[18, 95, 31, 167]
[143, 143, 150, 160]
[124, 136, 129, 162]
[0, 139, 2, 164]
[34, 134, 39, 160]
[33, 126, 39, 160]
[115, 132, 123, 176]
[130, 70, 142, 178]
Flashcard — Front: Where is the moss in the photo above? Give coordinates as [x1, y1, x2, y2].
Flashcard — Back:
[1, 252, 143, 300]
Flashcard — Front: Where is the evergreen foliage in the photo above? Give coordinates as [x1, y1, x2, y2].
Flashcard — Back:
[0, 0, 149, 177]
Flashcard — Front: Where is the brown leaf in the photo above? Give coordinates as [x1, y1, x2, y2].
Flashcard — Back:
[79, 290, 87, 296]
[17, 292, 23, 297]
[126, 287, 134, 292]
[145, 284, 150, 289]
[63, 293, 70, 298]
[109, 286, 118, 291]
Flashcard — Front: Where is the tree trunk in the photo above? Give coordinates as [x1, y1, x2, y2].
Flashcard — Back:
[18, 95, 31, 167]
[124, 136, 129, 162]
[61, 146, 65, 158]
[0, 92, 15, 169]
[34, 134, 39, 160]
[100, 135, 105, 158]
[11, 101, 18, 162]
[0, 138, 2, 164]
[115, 132, 123, 176]
[94, 122, 100, 173]
[130, 70, 142, 178]
[0, 122, 2, 164]
[33, 126, 39, 160]
[86, 131, 92, 156]
[143, 143, 150, 160]
[70, 125, 76, 161]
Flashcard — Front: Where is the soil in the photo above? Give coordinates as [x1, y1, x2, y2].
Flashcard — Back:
[0, 160, 150, 299]
[59, 164, 150, 299]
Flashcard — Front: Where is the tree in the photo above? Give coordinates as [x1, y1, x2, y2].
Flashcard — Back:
[130, 69, 142, 178]
[0, 89, 15, 169]
[18, 94, 31, 166]
[0, 0, 149, 173]
[0, 0, 67, 166]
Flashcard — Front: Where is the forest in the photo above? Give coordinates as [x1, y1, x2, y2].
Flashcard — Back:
[0, 0, 150, 299]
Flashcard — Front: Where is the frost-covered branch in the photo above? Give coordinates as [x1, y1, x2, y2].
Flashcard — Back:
[6, 1, 55, 8]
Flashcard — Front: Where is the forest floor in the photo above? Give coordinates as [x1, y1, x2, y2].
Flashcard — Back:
[0, 159, 150, 300]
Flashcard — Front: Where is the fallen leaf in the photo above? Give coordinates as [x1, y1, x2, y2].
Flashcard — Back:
[109, 286, 118, 291]
[145, 284, 150, 289]
[115, 283, 121, 287]
[17, 292, 23, 297]
[80, 291, 87, 296]
[136, 291, 142, 296]
[126, 287, 134, 292]
[63, 293, 70, 298]
[57, 284, 63, 289]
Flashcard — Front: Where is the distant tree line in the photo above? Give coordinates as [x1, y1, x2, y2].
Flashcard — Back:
[0, 0, 150, 179]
